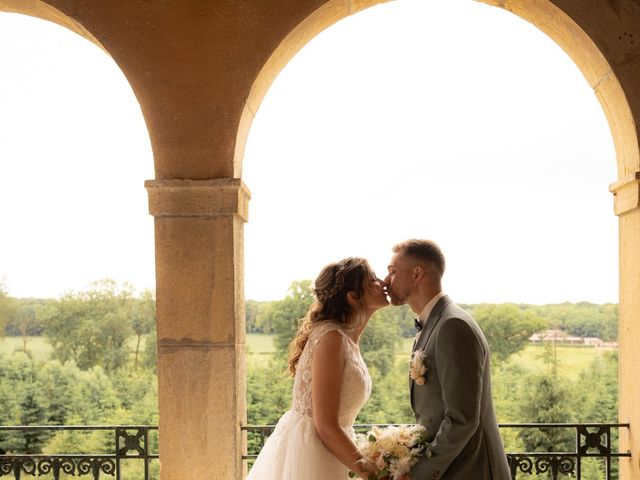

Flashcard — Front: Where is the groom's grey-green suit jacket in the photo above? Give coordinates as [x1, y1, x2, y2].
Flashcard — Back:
[409, 295, 511, 480]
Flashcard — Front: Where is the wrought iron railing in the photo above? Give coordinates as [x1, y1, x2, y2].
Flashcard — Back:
[242, 422, 631, 480]
[0, 423, 630, 479]
[0, 425, 158, 480]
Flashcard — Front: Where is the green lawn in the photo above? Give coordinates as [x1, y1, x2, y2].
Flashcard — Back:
[0, 336, 53, 362]
[246, 334, 613, 378]
[247, 333, 276, 353]
[0, 335, 274, 364]
[400, 339, 610, 378]
[2, 334, 613, 380]
[0, 335, 146, 363]
[507, 344, 610, 379]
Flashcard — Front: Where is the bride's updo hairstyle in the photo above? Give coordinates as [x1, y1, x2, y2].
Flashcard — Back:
[287, 257, 372, 375]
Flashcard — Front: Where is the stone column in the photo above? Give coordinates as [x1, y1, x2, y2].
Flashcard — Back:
[145, 178, 250, 480]
[610, 172, 640, 479]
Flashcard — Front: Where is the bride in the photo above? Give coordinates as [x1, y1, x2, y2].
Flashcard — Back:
[246, 257, 389, 479]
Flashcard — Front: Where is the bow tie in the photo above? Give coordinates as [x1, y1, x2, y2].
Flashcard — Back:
[414, 318, 422, 332]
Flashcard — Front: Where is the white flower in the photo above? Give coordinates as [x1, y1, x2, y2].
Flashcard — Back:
[409, 349, 427, 385]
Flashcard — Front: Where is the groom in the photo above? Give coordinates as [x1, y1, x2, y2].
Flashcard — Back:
[384, 239, 510, 480]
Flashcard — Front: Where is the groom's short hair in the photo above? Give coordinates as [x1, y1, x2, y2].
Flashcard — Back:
[393, 239, 445, 277]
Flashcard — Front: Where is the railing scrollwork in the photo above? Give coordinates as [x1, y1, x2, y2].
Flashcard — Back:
[0, 426, 158, 480]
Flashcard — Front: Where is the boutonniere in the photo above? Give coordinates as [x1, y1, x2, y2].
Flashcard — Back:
[409, 348, 427, 385]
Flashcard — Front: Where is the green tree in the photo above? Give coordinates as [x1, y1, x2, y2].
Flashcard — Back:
[142, 329, 158, 373]
[43, 280, 136, 372]
[530, 302, 618, 341]
[264, 280, 315, 355]
[574, 351, 619, 479]
[0, 279, 17, 339]
[246, 299, 277, 333]
[471, 303, 546, 363]
[359, 309, 402, 375]
[0, 352, 52, 453]
[17, 389, 50, 453]
[374, 304, 415, 338]
[356, 363, 414, 424]
[34, 360, 78, 425]
[246, 299, 260, 333]
[518, 343, 575, 452]
[246, 357, 292, 425]
[129, 289, 156, 371]
[6, 298, 52, 352]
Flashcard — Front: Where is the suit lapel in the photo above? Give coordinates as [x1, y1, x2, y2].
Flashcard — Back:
[410, 295, 451, 405]
[414, 295, 451, 353]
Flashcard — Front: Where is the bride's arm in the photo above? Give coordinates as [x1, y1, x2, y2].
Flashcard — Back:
[311, 330, 372, 480]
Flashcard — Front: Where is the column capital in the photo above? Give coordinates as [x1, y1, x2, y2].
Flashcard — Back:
[145, 178, 251, 221]
[610, 172, 640, 216]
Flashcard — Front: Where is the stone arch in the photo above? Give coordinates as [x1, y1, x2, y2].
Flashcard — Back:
[0, 0, 105, 52]
[237, 0, 638, 179]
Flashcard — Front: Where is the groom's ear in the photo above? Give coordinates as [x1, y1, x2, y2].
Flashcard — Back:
[412, 265, 424, 283]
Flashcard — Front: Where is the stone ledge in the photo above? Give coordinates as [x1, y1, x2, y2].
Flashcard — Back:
[158, 337, 241, 353]
[610, 172, 640, 216]
[145, 178, 251, 221]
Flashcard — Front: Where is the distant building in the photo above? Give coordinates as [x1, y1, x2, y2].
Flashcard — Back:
[529, 329, 617, 348]
[529, 329, 581, 344]
[584, 337, 604, 348]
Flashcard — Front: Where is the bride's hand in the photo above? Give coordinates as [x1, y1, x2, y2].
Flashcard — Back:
[357, 468, 377, 480]
[355, 464, 381, 480]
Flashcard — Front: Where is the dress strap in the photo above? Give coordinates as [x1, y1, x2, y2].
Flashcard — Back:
[309, 322, 349, 343]
[307, 322, 358, 360]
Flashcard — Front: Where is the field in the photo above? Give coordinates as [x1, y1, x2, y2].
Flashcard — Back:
[2, 335, 613, 380]
[508, 344, 611, 378]
[247, 333, 277, 354]
[0, 335, 146, 363]
[247, 334, 612, 379]
[0, 336, 52, 362]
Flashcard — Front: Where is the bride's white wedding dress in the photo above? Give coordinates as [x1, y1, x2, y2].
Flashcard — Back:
[247, 322, 372, 479]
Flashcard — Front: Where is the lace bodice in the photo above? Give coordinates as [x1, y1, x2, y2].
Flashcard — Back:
[291, 322, 372, 427]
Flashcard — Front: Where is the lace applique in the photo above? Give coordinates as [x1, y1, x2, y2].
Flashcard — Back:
[291, 323, 371, 426]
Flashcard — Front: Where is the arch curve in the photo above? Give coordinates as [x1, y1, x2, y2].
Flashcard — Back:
[0, 0, 106, 53]
[236, 0, 639, 181]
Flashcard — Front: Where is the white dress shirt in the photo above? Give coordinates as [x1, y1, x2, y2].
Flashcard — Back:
[417, 291, 447, 328]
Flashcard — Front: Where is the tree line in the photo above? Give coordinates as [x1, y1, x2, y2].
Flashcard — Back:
[247, 281, 618, 361]
[2, 278, 617, 367]
[0, 279, 157, 372]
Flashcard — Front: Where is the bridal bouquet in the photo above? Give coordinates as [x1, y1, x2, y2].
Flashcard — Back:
[350, 424, 430, 480]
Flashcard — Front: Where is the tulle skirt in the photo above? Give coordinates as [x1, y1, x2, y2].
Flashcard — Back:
[246, 410, 351, 479]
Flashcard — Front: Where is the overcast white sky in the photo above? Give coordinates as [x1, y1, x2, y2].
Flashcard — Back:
[0, 0, 618, 304]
